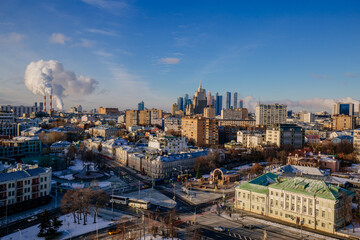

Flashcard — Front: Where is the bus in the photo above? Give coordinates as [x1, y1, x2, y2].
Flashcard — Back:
[128, 198, 151, 209]
[110, 195, 129, 205]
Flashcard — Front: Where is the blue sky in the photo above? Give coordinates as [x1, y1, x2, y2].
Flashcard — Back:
[0, 0, 359, 111]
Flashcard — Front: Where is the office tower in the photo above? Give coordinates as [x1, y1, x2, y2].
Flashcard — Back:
[171, 103, 179, 115]
[333, 103, 354, 116]
[138, 101, 145, 111]
[177, 97, 184, 112]
[184, 94, 189, 109]
[239, 100, 243, 108]
[215, 94, 223, 116]
[233, 92, 238, 109]
[192, 82, 207, 114]
[255, 103, 287, 126]
[207, 91, 212, 106]
[225, 92, 231, 109]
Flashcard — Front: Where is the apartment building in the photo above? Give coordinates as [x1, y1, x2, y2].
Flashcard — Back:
[255, 103, 287, 126]
[0, 164, 51, 213]
[354, 129, 360, 158]
[221, 108, 248, 120]
[237, 130, 265, 148]
[148, 135, 188, 154]
[0, 137, 41, 158]
[235, 173, 354, 233]
[98, 107, 120, 115]
[266, 124, 304, 148]
[181, 116, 218, 146]
[0, 111, 17, 136]
[332, 114, 356, 130]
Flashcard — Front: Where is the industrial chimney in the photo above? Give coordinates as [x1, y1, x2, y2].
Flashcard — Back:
[50, 95, 53, 110]
[44, 95, 46, 112]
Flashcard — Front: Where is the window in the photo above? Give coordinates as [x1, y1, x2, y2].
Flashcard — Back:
[322, 211, 325, 217]
[276, 192, 278, 196]
[321, 223, 325, 227]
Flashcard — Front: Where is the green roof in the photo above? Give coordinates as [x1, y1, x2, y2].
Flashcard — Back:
[270, 177, 354, 200]
[237, 173, 279, 195]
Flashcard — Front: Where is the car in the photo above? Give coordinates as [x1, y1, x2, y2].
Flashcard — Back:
[213, 226, 225, 232]
[244, 224, 254, 230]
[107, 227, 121, 235]
[27, 216, 38, 222]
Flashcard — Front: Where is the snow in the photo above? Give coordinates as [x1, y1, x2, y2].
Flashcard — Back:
[123, 188, 176, 208]
[138, 236, 180, 240]
[91, 181, 111, 188]
[60, 182, 84, 189]
[68, 159, 85, 172]
[2, 214, 112, 240]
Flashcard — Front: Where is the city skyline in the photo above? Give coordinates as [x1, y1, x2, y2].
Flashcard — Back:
[0, 1, 360, 111]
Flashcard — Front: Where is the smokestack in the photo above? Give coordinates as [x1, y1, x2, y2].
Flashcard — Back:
[50, 95, 52, 110]
[44, 95, 46, 112]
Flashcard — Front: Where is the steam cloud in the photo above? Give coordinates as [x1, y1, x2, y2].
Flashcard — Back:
[24, 60, 98, 109]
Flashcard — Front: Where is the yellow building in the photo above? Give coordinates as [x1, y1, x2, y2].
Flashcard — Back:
[98, 107, 120, 115]
[333, 114, 355, 130]
[126, 110, 139, 130]
[203, 107, 215, 118]
[181, 116, 218, 146]
[235, 173, 354, 234]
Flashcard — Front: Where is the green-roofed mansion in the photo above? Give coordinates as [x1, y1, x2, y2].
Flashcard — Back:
[235, 173, 354, 233]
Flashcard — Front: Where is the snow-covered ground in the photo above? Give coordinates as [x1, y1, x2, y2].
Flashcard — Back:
[138, 235, 180, 240]
[2, 214, 112, 240]
[123, 188, 176, 208]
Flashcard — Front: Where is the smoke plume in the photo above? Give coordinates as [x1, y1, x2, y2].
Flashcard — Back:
[24, 60, 98, 109]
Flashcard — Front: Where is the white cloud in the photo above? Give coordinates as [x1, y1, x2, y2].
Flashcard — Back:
[344, 72, 358, 78]
[94, 50, 113, 57]
[311, 73, 328, 80]
[0, 32, 25, 43]
[81, 0, 128, 11]
[244, 96, 360, 112]
[158, 58, 180, 65]
[86, 28, 119, 36]
[74, 39, 93, 48]
[49, 33, 70, 45]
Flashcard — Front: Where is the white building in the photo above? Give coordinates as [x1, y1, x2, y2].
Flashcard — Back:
[101, 138, 128, 158]
[237, 131, 265, 149]
[255, 103, 287, 126]
[88, 125, 119, 138]
[235, 173, 354, 233]
[148, 135, 188, 154]
[0, 164, 51, 207]
[221, 109, 246, 120]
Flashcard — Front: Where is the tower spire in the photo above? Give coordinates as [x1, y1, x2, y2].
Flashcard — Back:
[198, 80, 202, 91]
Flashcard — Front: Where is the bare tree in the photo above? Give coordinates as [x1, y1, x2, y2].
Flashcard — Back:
[89, 190, 109, 223]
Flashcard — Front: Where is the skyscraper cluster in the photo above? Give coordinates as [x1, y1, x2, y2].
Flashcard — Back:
[174, 83, 243, 116]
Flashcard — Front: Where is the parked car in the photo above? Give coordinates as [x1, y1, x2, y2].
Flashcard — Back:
[213, 226, 225, 232]
[27, 216, 38, 222]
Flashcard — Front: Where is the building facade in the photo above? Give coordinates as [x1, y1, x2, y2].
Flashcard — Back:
[235, 173, 354, 233]
[192, 83, 207, 115]
[266, 124, 304, 148]
[332, 115, 356, 130]
[0, 137, 41, 158]
[0, 164, 51, 210]
[0, 111, 17, 136]
[88, 125, 119, 138]
[98, 107, 120, 115]
[221, 108, 248, 120]
[1, 104, 42, 118]
[255, 103, 287, 126]
[181, 116, 219, 146]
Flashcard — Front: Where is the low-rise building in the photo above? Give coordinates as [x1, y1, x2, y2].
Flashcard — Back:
[266, 124, 304, 148]
[235, 173, 354, 233]
[0, 164, 51, 211]
[237, 130, 265, 149]
[0, 137, 41, 158]
[148, 135, 188, 154]
[50, 141, 71, 153]
[88, 125, 119, 138]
